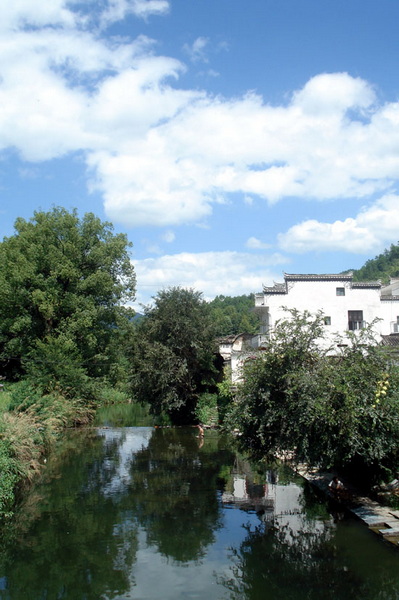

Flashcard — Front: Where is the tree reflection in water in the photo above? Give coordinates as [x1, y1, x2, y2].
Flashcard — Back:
[126, 427, 235, 563]
[220, 507, 399, 600]
[0, 428, 140, 600]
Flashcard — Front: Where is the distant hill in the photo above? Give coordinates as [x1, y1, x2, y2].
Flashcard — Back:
[352, 242, 399, 284]
[133, 312, 144, 322]
[208, 294, 260, 337]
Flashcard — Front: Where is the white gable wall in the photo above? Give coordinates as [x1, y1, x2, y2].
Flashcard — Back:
[225, 274, 399, 383]
[255, 274, 397, 349]
[380, 299, 399, 334]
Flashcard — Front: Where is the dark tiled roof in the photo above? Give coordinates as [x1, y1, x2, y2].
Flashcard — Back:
[284, 273, 353, 282]
[261, 272, 383, 294]
[381, 296, 399, 301]
[263, 282, 287, 294]
[352, 281, 381, 289]
[381, 334, 399, 347]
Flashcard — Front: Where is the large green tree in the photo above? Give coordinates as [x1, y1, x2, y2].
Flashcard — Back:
[129, 287, 217, 424]
[0, 207, 136, 394]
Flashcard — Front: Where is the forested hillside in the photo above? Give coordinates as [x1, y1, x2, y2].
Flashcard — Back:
[208, 294, 260, 337]
[353, 242, 399, 283]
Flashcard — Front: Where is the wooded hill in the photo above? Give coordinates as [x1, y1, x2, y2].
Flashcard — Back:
[207, 294, 260, 337]
[352, 242, 399, 284]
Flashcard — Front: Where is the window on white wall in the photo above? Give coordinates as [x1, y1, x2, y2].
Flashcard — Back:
[324, 316, 331, 325]
[336, 287, 345, 296]
[348, 310, 364, 330]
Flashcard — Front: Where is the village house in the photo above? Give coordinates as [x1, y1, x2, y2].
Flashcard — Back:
[221, 273, 399, 382]
[254, 273, 399, 346]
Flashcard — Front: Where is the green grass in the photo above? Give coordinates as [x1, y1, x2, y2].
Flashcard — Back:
[0, 390, 11, 413]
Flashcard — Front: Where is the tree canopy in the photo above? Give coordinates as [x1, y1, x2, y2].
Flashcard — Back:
[208, 294, 260, 336]
[227, 309, 399, 481]
[0, 207, 136, 394]
[129, 287, 218, 424]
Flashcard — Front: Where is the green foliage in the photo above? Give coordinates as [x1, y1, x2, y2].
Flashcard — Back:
[95, 386, 130, 406]
[0, 390, 11, 412]
[195, 393, 218, 425]
[0, 207, 136, 398]
[227, 309, 399, 483]
[352, 241, 399, 283]
[0, 441, 19, 519]
[0, 383, 95, 522]
[216, 375, 234, 424]
[7, 380, 44, 412]
[129, 287, 218, 424]
[208, 294, 260, 336]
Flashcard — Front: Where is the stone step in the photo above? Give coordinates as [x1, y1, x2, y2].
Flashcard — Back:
[378, 527, 399, 537]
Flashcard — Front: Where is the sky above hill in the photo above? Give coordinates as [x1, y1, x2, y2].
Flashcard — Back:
[1, 0, 399, 309]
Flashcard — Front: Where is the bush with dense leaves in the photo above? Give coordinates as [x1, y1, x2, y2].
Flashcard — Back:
[227, 309, 399, 483]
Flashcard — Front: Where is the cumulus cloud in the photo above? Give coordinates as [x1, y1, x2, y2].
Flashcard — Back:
[278, 194, 399, 254]
[0, 0, 169, 33]
[133, 250, 288, 307]
[0, 1, 77, 31]
[101, 0, 170, 25]
[2, 3, 399, 234]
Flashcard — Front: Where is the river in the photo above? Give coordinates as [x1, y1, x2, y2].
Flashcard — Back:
[0, 404, 398, 599]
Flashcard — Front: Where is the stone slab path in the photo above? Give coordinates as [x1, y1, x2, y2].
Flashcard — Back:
[295, 464, 399, 547]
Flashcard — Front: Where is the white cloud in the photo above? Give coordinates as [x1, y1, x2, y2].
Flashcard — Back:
[162, 230, 175, 243]
[2, 5, 399, 233]
[278, 194, 399, 254]
[183, 37, 209, 63]
[83, 73, 399, 226]
[197, 69, 220, 79]
[132, 250, 289, 307]
[101, 0, 169, 25]
[0, 1, 78, 31]
[0, 0, 169, 33]
[246, 237, 271, 250]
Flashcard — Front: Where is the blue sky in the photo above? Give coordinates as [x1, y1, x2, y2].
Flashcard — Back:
[1, 0, 399, 309]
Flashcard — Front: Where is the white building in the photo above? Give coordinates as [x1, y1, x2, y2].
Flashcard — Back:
[254, 273, 399, 349]
[220, 273, 399, 382]
[218, 333, 259, 384]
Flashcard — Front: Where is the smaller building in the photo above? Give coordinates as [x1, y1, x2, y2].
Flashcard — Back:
[218, 333, 259, 383]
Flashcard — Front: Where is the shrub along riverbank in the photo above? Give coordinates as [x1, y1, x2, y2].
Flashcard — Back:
[0, 382, 96, 521]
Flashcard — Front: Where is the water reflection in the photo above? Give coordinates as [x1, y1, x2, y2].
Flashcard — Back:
[0, 428, 139, 599]
[125, 427, 232, 563]
[0, 425, 398, 600]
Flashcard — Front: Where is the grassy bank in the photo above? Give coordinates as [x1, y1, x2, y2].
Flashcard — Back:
[0, 382, 95, 521]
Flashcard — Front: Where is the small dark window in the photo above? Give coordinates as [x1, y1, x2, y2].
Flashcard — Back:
[348, 310, 363, 330]
[324, 316, 331, 325]
[336, 287, 345, 296]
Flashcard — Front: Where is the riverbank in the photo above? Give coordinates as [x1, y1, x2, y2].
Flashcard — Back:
[295, 463, 399, 547]
[0, 385, 95, 521]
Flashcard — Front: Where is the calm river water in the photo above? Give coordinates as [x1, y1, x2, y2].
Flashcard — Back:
[0, 404, 399, 600]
